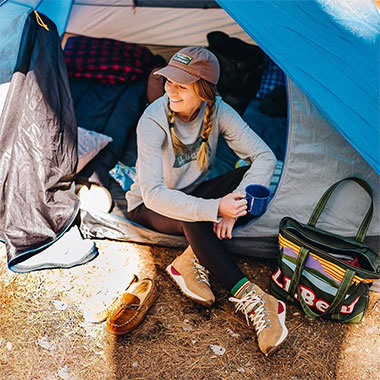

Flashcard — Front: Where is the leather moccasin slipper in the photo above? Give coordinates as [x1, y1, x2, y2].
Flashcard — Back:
[106, 278, 158, 335]
[84, 273, 138, 323]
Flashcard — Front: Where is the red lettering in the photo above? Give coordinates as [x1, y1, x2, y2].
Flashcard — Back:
[283, 276, 291, 293]
[271, 267, 284, 289]
[272, 269, 359, 316]
[315, 299, 329, 313]
[340, 296, 360, 314]
[299, 285, 316, 307]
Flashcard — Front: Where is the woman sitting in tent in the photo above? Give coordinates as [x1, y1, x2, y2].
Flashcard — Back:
[126, 46, 288, 356]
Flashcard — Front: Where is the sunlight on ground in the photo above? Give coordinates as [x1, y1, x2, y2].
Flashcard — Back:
[0, 240, 157, 379]
[336, 292, 380, 379]
[0, 241, 379, 379]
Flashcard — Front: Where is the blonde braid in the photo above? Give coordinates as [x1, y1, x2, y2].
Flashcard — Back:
[197, 101, 215, 171]
[167, 102, 186, 155]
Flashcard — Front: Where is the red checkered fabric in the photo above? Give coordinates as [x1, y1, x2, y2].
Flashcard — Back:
[64, 36, 154, 84]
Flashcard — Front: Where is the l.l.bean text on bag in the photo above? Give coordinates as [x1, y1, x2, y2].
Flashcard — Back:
[270, 177, 380, 323]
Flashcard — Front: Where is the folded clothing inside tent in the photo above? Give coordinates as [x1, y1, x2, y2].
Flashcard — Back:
[63, 36, 159, 187]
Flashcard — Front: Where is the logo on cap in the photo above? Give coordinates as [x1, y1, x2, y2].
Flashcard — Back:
[172, 53, 193, 66]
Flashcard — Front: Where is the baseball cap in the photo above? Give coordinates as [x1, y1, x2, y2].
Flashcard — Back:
[154, 46, 220, 85]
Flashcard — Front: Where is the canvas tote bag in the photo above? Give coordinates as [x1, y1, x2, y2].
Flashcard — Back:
[270, 177, 380, 323]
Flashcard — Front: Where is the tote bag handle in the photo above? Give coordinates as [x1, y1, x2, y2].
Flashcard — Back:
[288, 247, 355, 320]
[308, 177, 373, 243]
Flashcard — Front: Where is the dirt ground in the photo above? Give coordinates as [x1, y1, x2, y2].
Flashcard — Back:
[0, 240, 379, 380]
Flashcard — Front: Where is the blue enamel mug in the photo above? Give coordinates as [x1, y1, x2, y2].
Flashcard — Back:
[245, 184, 271, 216]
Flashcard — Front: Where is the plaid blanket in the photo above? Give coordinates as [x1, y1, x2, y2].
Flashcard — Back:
[64, 36, 154, 84]
[256, 55, 285, 99]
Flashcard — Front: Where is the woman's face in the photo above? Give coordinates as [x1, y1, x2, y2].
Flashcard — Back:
[165, 79, 202, 121]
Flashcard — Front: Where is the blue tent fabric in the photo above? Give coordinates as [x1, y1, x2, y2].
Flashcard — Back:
[1, 1, 379, 172]
[217, 0, 380, 174]
[36, 0, 73, 36]
[0, 0, 72, 84]
[0, 0, 38, 84]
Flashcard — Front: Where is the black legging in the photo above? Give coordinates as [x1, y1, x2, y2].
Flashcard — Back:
[128, 167, 252, 291]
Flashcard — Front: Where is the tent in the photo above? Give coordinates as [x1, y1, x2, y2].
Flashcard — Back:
[0, 0, 379, 272]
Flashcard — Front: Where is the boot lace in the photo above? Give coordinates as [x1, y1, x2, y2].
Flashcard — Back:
[191, 259, 211, 286]
[229, 289, 271, 335]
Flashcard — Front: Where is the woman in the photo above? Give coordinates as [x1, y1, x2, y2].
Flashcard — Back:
[126, 47, 288, 356]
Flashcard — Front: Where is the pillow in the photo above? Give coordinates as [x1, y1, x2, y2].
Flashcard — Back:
[77, 127, 113, 173]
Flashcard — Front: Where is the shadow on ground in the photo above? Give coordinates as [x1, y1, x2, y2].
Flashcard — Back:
[0, 241, 378, 379]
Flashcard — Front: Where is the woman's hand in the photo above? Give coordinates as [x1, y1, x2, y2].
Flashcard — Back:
[218, 192, 247, 219]
[213, 217, 236, 240]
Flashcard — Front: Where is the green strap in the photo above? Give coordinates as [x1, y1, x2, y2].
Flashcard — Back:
[298, 269, 356, 319]
[286, 247, 309, 303]
[308, 177, 373, 242]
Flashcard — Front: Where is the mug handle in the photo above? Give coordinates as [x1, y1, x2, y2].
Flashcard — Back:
[245, 196, 254, 213]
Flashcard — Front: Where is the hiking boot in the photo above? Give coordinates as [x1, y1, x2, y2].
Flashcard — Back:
[166, 246, 215, 307]
[229, 282, 288, 356]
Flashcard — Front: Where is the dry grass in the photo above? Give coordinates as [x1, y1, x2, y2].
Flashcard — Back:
[0, 240, 379, 380]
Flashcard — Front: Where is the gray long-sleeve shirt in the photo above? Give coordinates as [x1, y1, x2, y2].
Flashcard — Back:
[126, 94, 277, 222]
